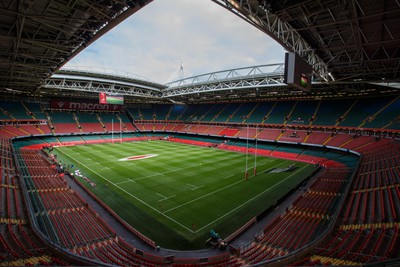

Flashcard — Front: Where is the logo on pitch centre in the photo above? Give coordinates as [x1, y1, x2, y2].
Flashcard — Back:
[118, 154, 158, 161]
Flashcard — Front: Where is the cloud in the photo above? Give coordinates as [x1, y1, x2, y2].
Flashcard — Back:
[64, 0, 285, 84]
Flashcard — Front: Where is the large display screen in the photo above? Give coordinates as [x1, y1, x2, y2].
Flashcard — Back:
[99, 92, 124, 105]
[284, 52, 312, 91]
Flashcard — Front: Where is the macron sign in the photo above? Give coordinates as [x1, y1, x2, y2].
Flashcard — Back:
[51, 100, 124, 111]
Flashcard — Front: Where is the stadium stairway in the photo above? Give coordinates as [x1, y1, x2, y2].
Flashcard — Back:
[1, 98, 400, 265]
[335, 98, 358, 126]
[309, 255, 360, 266]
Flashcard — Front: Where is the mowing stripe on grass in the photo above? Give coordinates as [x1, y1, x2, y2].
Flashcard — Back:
[86, 160, 122, 166]
[162, 161, 290, 215]
[57, 148, 194, 233]
[116, 179, 136, 185]
[114, 153, 245, 185]
[164, 178, 245, 214]
[186, 184, 204, 191]
[122, 163, 204, 183]
[195, 164, 310, 232]
[157, 193, 176, 202]
[55, 141, 312, 239]
[223, 174, 235, 179]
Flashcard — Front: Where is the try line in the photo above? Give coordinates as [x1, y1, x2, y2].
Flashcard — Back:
[55, 148, 194, 234]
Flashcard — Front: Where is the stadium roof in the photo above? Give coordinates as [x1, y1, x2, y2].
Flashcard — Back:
[213, 0, 400, 83]
[0, 0, 399, 101]
[0, 0, 153, 95]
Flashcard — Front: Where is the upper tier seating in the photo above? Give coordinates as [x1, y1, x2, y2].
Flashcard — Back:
[154, 104, 172, 120]
[0, 98, 399, 266]
[291, 141, 400, 266]
[1, 98, 400, 139]
[287, 100, 319, 126]
[0, 101, 32, 120]
[245, 102, 275, 123]
[229, 103, 257, 123]
[24, 102, 47, 120]
[337, 97, 395, 128]
[314, 99, 354, 126]
[362, 96, 400, 129]
[213, 103, 241, 123]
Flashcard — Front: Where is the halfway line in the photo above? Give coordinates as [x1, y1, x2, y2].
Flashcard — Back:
[56, 149, 193, 233]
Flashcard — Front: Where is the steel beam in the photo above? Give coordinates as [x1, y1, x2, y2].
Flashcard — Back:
[211, 0, 331, 82]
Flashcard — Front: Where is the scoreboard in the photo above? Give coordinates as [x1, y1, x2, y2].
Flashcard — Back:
[284, 52, 313, 91]
[99, 92, 124, 105]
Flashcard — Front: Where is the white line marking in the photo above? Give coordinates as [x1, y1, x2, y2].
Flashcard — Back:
[186, 183, 205, 191]
[192, 185, 204, 191]
[159, 157, 288, 214]
[164, 179, 244, 214]
[186, 183, 196, 189]
[130, 155, 241, 182]
[56, 143, 308, 234]
[223, 174, 235, 179]
[156, 192, 167, 199]
[196, 165, 310, 232]
[116, 179, 136, 185]
[56, 149, 193, 233]
[157, 193, 176, 202]
[118, 154, 158, 161]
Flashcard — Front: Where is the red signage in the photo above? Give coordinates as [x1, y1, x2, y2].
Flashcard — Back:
[99, 92, 124, 105]
[51, 100, 124, 111]
[99, 92, 107, 104]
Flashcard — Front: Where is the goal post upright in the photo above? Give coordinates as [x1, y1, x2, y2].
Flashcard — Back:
[254, 124, 258, 176]
[120, 118, 122, 144]
[112, 118, 114, 144]
[245, 123, 249, 180]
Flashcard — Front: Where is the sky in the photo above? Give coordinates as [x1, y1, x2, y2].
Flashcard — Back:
[63, 0, 286, 84]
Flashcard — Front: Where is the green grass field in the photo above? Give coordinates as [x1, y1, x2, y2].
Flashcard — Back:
[51, 140, 317, 249]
